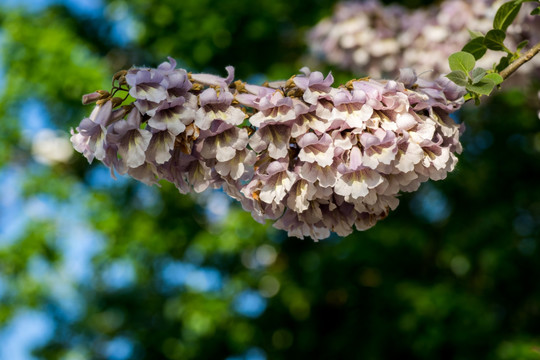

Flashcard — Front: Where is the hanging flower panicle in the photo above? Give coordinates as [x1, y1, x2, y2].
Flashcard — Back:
[308, 0, 540, 80]
[71, 57, 465, 240]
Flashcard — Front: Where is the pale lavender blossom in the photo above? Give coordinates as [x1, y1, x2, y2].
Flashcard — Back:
[190, 65, 235, 87]
[195, 88, 245, 130]
[70, 101, 113, 162]
[334, 147, 385, 200]
[241, 90, 299, 127]
[214, 148, 257, 180]
[198, 125, 249, 163]
[145, 129, 176, 164]
[128, 162, 160, 186]
[297, 133, 335, 167]
[257, 159, 298, 205]
[328, 88, 374, 129]
[360, 128, 398, 169]
[126, 69, 167, 103]
[286, 179, 318, 213]
[299, 162, 338, 188]
[148, 97, 191, 135]
[249, 125, 292, 159]
[106, 109, 152, 168]
[294, 67, 334, 105]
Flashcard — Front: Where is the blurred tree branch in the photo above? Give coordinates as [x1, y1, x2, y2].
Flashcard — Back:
[501, 41, 540, 79]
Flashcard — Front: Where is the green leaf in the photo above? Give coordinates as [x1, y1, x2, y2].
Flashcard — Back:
[470, 68, 487, 84]
[467, 29, 484, 39]
[493, 1, 522, 31]
[484, 73, 504, 85]
[484, 29, 507, 51]
[466, 78, 496, 95]
[462, 37, 487, 60]
[531, 6, 540, 15]
[445, 70, 468, 86]
[495, 54, 512, 72]
[516, 40, 529, 52]
[448, 51, 476, 73]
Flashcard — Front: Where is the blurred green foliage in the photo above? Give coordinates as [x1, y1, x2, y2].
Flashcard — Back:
[0, 0, 540, 359]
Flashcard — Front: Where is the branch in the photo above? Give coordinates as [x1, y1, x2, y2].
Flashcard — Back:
[500, 41, 540, 80]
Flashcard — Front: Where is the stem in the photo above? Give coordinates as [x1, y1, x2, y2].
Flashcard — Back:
[500, 41, 540, 80]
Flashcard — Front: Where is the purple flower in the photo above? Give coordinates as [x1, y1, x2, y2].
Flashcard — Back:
[286, 179, 318, 213]
[190, 66, 235, 88]
[195, 88, 245, 130]
[294, 67, 334, 105]
[70, 101, 113, 162]
[328, 88, 374, 129]
[128, 162, 159, 186]
[249, 125, 292, 159]
[297, 132, 335, 167]
[244, 90, 299, 127]
[257, 159, 297, 205]
[299, 162, 338, 188]
[215, 148, 257, 180]
[274, 209, 330, 240]
[198, 126, 249, 162]
[291, 110, 330, 137]
[106, 109, 152, 168]
[126, 69, 167, 103]
[146, 129, 176, 164]
[148, 97, 194, 136]
[360, 128, 398, 169]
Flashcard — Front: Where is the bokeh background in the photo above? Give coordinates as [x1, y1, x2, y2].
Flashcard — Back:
[1, 0, 540, 359]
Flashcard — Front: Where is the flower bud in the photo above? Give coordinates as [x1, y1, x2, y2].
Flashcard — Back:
[82, 91, 102, 105]
[111, 97, 125, 108]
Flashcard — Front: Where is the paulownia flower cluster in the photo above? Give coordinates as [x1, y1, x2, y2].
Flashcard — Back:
[71, 58, 465, 240]
[309, 0, 540, 79]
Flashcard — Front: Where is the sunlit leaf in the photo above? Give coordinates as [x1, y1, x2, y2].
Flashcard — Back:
[493, 1, 522, 31]
[462, 37, 487, 60]
[448, 51, 476, 73]
[484, 73, 504, 85]
[466, 78, 496, 95]
[446, 70, 468, 86]
[484, 29, 507, 52]
[470, 67, 487, 84]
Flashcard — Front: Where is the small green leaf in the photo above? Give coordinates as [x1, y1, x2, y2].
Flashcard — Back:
[493, 1, 522, 31]
[445, 70, 468, 86]
[484, 73, 504, 85]
[495, 54, 512, 72]
[462, 37, 487, 60]
[470, 67, 487, 84]
[467, 29, 484, 39]
[466, 78, 496, 96]
[484, 29, 507, 51]
[531, 6, 540, 15]
[516, 40, 529, 52]
[448, 51, 476, 73]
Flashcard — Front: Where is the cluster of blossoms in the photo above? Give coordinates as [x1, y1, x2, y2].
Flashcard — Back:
[71, 58, 465, 240]
[308, 0, 540, 79]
